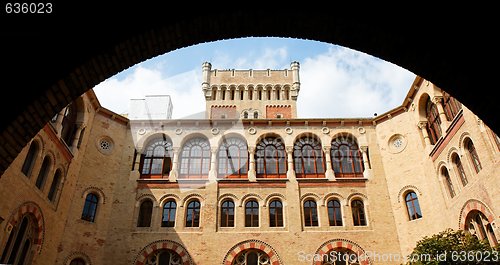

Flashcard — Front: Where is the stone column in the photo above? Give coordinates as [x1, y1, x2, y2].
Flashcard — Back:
[323, 146, 335, 180]
[418, 121, 431, 146]
[286, 146, 296, 180]
[209, 148, 218, 182]
[169, 147, 180, 182]
[54, 108, 66, 136]
[433, 96, 450, 131]
[280, 88, 286, 101]
[70, 123, 84, 152]
[248, 147, 256, 181]
[216, 87, 222, 100]
[243, 87, 249, 100]
[360, 146, 370, 178]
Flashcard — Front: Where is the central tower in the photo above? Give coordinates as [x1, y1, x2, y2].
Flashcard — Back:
[202, 61, 300, 119]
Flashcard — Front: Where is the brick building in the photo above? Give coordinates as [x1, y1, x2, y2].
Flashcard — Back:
[0, 62, 498, 265]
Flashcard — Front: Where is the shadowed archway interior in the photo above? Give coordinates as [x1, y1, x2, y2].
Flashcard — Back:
[0, 6, 496, 175]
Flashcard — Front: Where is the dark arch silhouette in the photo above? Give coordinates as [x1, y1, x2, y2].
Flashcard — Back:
[0, 6, 496, 175]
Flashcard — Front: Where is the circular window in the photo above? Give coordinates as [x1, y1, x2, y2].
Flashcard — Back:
[96, 137, 114, 155]
[388, 134, 406, 153]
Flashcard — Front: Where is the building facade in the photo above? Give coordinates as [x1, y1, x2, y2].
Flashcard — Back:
[0, 62, 499, 265]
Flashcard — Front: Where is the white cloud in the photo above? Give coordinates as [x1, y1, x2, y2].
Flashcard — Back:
[93, 45, 415, 120]
[93, 66, 204, 119]
[298, 46, 415, 118]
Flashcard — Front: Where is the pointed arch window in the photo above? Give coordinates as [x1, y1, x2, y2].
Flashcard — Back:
[179, 138, 210, 179]
[452, 153, 468, 186]
[220, 200, 235, 227]
[426, 98, 442, 144]
[465, 138, 482, 173]
[245, 200, 259, 227]
[303, 200, 318, 227]
[255, 137, 286, 178]
[137, 199, 153, 227]
[442, 91, 462, 121]
[81, 193, 98, 222]
[442, 167, 456, 198]
[327, 199, 343, 226]
[351, 200, 366, 226]
[218, 137, 248, 178]
[47, 169, 62, 202]
[185, 200, 200, 227]
[35, 156, 51, 190]
[405, 191, 422, 220]
[294, 136, 325, 178]
[140, 137, 173, 178]
[331, 137, 364, 178]
[162, 200, 176, 227]
[0, 215, 36, 265]
[269, 199, 284, 227]
[21, 141, 39, 177]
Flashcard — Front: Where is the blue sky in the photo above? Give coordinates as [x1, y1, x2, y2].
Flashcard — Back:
[94, 37, 416, 119]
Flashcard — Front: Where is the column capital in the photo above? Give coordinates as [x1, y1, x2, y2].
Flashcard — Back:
[432, 96, 443, 105]
[417, 121, 428, 129]
[322, 146, 331, 152]
[360, 146, 368, 153]
[248, 146, 256, 154]
[285, 146, 294, 153]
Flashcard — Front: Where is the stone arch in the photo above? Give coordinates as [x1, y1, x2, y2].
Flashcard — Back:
[397, 185, 423, 203]
[458, 132, 472, 150]
[417, 92, 432, 121]
[264, 193, 286, 207]
[293, 132, 323, 145]
[346, 192, 368, 205]
[218, 193, 239, 206]
[135, 194, 158, 207]
[5, 201, 45, 254]
[181, 193, 204, 207]
[322, 193, 345, 206]
[314, 239, 371, 265]
[81, 186, 106, 204]
[300, 193, 321, 202]
[458, 199, 495, 229]
[136, 132, 174, 153]
[217, 133, 248, 148]
[254, 132, 286, 147]
[63, 251, 92, 265]
[134, 240, 193, 265]
[158, 194, 180, 206]
[446, 147, 461, 164]
[239, 193, 263, 207]
[222, 239, 283, 265]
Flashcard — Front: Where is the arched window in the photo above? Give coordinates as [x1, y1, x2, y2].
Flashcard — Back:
[303, 200, 318, 227]
[452, 153, 468, 186]
[269, 199, 284, 227]
[230, 89, 235, 100]
[405, 192, 422, 220]
[267, 90, 271, 100]
[21, 141, 39, 177]
[441, 167, 455, 198]
[81, 193, 98, 222]
[185, 200, 200, 227]
[253, 112, 258, 119]
[140, 137, 173, 178]
[243, 111, 249, 119]
[327, 199, 343, 226]
[220, 200, 235, 227]
[351, 200, 366, 226]
[179, 137, 210, 179]
[466, 211, 498, 247]
[218, 137, 248, 178]
[258, 90, 262, 100]
[212, 89, 217, 100]
[233, 249, 271, 265]
[442, 91, 462, 121]
[162, 200, 176, 227]
[465, 138, 482, 173]
[322, 247, 360, 265]
[35, 156, 51, 190]
[249, 89, 253, 100]
[245, 200, 259, 227]
[70, 258, 86, 265]
[426, 98, 442, 144]
[137, 199, 153, 227]
[294, 136, 325, 178]
[47, 169, 62, 202]
[285, 89, 290, 100]
[255, 137, 286, 178]
[144, 250, 182, 265]
[0, 215, 36, 265]
[331, 137, 364, 178]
